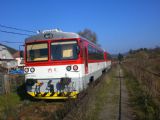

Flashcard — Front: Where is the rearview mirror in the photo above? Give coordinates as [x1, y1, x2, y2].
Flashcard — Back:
[76, 46, 80, 54]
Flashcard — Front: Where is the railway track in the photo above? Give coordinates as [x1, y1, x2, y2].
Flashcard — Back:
[63, 72, 108, 120]
[117, 65, 133, 120]
[118, 65, 122, 120]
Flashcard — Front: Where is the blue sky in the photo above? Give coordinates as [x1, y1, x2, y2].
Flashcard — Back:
[0, 0, 160, 54]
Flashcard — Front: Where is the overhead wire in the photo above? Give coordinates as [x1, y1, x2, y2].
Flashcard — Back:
[0, 29, 32, 36]
[1, 41, 23, 43]
[0, 24, 36, 33]
[0, 24, 34, 49]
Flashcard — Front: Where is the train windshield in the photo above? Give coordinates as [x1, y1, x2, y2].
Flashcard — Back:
[26, 43, 48, 62]
[51, 41, 78, 60]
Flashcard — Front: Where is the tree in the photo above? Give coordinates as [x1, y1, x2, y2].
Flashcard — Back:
[77, 28, 97, 44]
[118, 53, 123, 62]
[129, 49, 133, 54]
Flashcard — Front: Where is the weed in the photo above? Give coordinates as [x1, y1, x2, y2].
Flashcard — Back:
[124, 67, 160, 120]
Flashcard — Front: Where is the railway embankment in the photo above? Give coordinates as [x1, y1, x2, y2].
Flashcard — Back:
[64, 65, 120, 120]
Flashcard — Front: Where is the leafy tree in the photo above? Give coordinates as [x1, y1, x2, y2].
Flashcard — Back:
[78, 28, 97, 44]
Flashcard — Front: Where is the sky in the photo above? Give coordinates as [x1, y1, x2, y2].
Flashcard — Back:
[0, 0, 160, 54]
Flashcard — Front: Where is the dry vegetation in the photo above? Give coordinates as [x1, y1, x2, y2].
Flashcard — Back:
[123, 48, 160, 119]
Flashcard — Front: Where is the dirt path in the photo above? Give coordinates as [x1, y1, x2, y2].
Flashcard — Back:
[18, 102, 64, 120]
[120, 66, 134, 120]
[98, 65, 134, 120]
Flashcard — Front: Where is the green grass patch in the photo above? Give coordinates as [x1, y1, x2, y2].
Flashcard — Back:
[85, 67, 119, 120]
[0, 93, 21, 119]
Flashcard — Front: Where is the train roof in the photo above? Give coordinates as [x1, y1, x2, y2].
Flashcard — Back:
[25, 29, 104, 52]
[25, 29, 80, 43]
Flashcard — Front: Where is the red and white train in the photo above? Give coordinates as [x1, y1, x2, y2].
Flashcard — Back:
[24, 29, 111, 99]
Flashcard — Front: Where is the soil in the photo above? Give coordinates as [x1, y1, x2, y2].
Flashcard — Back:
[18, 101, 64, 120]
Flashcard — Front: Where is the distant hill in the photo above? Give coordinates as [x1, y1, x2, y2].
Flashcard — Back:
[0, 44, 18, 55]
[127, 47, 160, 58]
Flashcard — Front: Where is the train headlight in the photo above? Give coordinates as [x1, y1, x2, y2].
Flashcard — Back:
[30, 67, 35, 73]
[66, 66, 71, 71]
[73, 65, 78, 71]
[24, 68, 29, 73]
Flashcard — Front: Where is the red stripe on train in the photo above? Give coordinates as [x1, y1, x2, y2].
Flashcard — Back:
[25, 60, 106, 66]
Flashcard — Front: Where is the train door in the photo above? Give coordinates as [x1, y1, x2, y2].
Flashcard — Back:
[84, 46, 88, 74]
[81, 41, 89, 89]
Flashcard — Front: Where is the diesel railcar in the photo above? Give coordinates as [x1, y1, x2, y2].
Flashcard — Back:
[24, 29, 111, 99]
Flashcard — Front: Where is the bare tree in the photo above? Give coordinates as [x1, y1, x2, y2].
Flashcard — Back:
[78, 28, 97, 44]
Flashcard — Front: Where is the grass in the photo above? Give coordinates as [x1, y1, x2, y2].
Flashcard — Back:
[88, 68, 119, 120]
[0, 93, 21, 119]
[123, 67, 160, 120]
[0, 92, 65, 120]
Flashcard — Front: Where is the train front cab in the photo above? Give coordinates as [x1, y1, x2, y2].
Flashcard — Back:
[25, 38, 84, 99]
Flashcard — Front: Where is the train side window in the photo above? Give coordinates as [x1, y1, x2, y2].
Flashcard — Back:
[88, 45, 104, 60]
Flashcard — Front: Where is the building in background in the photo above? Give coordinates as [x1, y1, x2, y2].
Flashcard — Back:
[13, 51, 24, 67]
[0, 44, 17, 68]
